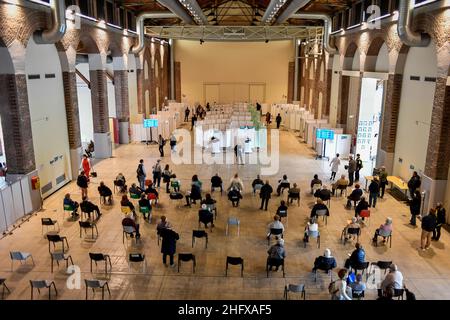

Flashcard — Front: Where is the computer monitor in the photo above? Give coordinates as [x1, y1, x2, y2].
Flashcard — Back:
[316, 129, 334, 140]
[143, 119, 158, 128]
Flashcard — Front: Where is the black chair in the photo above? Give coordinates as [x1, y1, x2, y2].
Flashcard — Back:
[192, 230, 208, 249]
[314, 266, 334, 282]
[278, 183, 290, 195]
[41, 218, 60, 235]
[374, 230, 392, 248]
[377, 288, 404, 300]
[266, 258, 285, 277]
[225, 256, 244, 277]
[113, 180, 125, 194]
[341, 227, 361, 244]
[335, 185, 348, 197]
[368, 261, 392, 283]
[79, 221, 98, 239]
[284, 284, 306, 300]
[230, 195, 240, 207]
[267, 228, 284, 245]
[0, 278, 10, 299]
[352, 290, 365, 300]
[89, 253, 112, 274]
[350, 261, 370, 279]
[178, 253, 196, 273]
[128, 253, 146, 273]
[287, 193, 300, 206]
[47, 234, 69, 253]
[30, 280, 57, 300]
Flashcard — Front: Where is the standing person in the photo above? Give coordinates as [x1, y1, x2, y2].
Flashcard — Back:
[162, 164, 172, 193]
[191, 114, 197, 131]
[330, 269, 352, 300]
[170, 134, 177, 152]
[184, 106, 190, 122]
[355, 154, 363, 182]
[378, 166, 388, 198]
[329, 154, 341, 180]
[408, 171, 421, 198]
[276, 113, 282, 129]
[409, 190, 422, 226]
[160, 226, 179, 267]
[77, 171, 89, 199]
[265, 112, 271, 127]
[80, 154, 91, 181]
[347, 155, 356, 187]
[368, 177, 380, 208]
[433, 203, 446, 241]
[420, 209, 437, 250]
[260, 180, 273, 211]
[152, 159, 162, 188]
[234, 144, 244, 165]
[158, 134, 165, 157]
[136, 159, 146, 190]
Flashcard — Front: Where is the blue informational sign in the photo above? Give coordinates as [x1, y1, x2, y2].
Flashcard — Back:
[316, 129, 334, 140]
[143, 119, 158, 128]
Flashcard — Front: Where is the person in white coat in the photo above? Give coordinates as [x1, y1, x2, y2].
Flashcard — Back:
[329, 153, 341, 181]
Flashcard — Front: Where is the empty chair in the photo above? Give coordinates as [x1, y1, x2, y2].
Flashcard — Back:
[266, 258, 285, 277]
[192, 230, 208, 249]
[226, 217, 240, 236]
[47, 234, 69, 253]
[30, 280, 57, 300]
[89, 253, 112, 274]
[283, 284, 306, 300]
[267, 228, 284, 245]
[368, 261, 392, 282]
[50, 252, 74, 273]
[128, 253, 146, 273]
[85, 279, 111, 300]
[0, 278, 10, 299]
[41, 218, 60, 235]
[350, 261, 370, 279]
[178, 253, 196, 273]
[315, 209, 328, 225]
[79, 221, 99, 239]
[10, 251, 35, 271]
[303, 231, 320, 248]
[341, 227, 361, 245]
[225, 256, 244, 277]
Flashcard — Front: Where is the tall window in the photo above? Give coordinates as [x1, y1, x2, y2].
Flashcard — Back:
[96, 0, 105, 20]
[106, 1, 114, 24]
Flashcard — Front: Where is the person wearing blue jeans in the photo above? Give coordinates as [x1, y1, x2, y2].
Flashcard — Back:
[136, 159, 146, 190]
[368, 178, 380, 208]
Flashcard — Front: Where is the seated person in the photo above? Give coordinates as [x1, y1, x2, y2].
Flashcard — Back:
[138, 193, 152, 221]
[170, 174, 181, 192]
[185, 184, 202, 207]
[346, 184, 363, 207]
[121, 195, 135, 213]
[276, 174, 290, 196]
[312, 248, 337, 272]
[267, 238, 286, 271]
[210, 173, 223, 193]
[349, 274, 367, 294]
[80, 196, 102, 220]
[314, 185, 331, 201]
[310, 199, 329, 219]
[145, 183, 159, 203]
[201, 193, 216, 205]
[380, 264, 403, 291]
[227, 187, 242, 207]
[97, 181, 113, 204]
[276, 201, 288, 220]
[267, 215, 285, 238]
[198, 204, 215, 229]
[332, 175, 349, 196]
[129, 183, 144, 197]
[304, 218, 319, 242]
[228, 174, 244, 192]
[122, 212, 140, 239]
[252, 175, 264, 194]
[344, 243, 366, 269]
[372, 217, 393, 243]
[63, 193, 79, 218]
[343, 217, 361, 241]
[310, 174, 322, 194]
[377, 286, 395, 301]
[355, 196, 369, 218]
[156, 215, 171, 235]
[287, 183, 300, 203]
[115, 173, 127, 192]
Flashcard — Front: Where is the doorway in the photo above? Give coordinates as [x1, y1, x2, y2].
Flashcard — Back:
[356, 77, 384, 174]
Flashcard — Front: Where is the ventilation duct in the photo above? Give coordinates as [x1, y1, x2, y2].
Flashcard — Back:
[33, 0, 66, 44]
[157, 0, 195, 24]
[275, 0, 310, 24]
[397, 0, 430, 47]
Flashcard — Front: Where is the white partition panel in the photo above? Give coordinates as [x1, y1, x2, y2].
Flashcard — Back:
[11, 181, 25, 221]
[1, 187, 14, 227]
[0, 194, 6, 232]
[21, 177, 33, 215]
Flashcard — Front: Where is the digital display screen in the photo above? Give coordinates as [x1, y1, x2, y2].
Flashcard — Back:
[143, 119, 158, 128]
[316, 129, 334, 140]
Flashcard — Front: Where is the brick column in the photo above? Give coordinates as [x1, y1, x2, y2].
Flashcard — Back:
[325, 69, 332, 117]
[339, 76, 349, 126]
[0, 74, 35, 174]
[287, 62, 294, 103]
[174, 61, 181, 102]
[113, 56, 130, 144]
[136, 68, 144, 114]
[88, 53, 111, 158]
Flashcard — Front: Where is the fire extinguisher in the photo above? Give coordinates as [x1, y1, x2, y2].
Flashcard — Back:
[31, 176, 40, 190]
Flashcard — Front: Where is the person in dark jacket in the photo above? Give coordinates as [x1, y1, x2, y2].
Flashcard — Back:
[191, 114, 197, 130]
[198, 204, 214, 229]
[121, 194, 135, 212]
[276, 113, 282, 129]
[63, 193, 79, 219]
[77, 171, 89, 198]
[211, 173, 223, 193]
[185, 184, 202, 207]
[276, 201, 288, 221]
[227, 187, 242, 207]
[344, 243, 366, 269]
[138, 193, 152, 221]
[252, 175, 264, 194]
[260, 180, 273, 211]
[421, 209, 437, 250]
[97, 181, 113, 205]
[160, 227, 180, 267]
[409, 190, 421, 226]
[408, 171, 421, 198]
[368, 177, 380, 208]
[122, 215, 140, 239]
[184, 107, 190, 122]
[312, 248, 337, 272]
[80, 196, 101, 220]
[378, 166, 388, 198]
[314, 185, 331, 201]
[346, 184, 363, 208]
[129, 183, 144, 197]
[355, 154, 363, 182]
[310, 199, 329, 219]
[310, 174, 322, 194]
[433, 203, 446, 241]
[347, 156, 357, 187]
[355, 196, 369, 218]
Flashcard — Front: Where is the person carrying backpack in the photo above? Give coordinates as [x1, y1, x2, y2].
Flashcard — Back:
[136, 159, 146, 190]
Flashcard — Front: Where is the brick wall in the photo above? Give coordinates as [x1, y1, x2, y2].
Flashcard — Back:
[62, 71, 81, 149]
[89, 70, 109, 133]
[287, 62, 294, 103]
[113, 70, 129, 121]
[175, 61, 181, 103]
[380, 74, 402, 153]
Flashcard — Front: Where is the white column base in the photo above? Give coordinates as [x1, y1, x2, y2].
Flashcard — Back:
[421, 174, 447, 217]
[94, 132, 112, 159]
[119, 121, 130, 144]
[70, 147, 82, 180]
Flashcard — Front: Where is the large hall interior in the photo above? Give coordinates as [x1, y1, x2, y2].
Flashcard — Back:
[0, 0, 449, 301]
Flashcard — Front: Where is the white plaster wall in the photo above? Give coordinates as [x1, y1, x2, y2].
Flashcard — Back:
[127, 54, 140, 124]
[76, 63, 94, 146]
